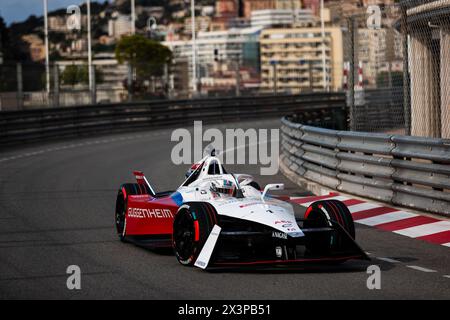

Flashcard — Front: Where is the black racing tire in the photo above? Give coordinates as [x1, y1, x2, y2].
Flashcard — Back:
[303, 200, 355, 255]
[248, 181, 261, 191]
[172, 202, 219, 266]
[328, 200, 355, 239]
[115, 183, 145, 242]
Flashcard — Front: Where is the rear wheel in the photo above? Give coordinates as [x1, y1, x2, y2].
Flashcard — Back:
[303, 200, 355, 255]
[115, 190, 127, 242]
[115, 183, 146, 242]
[173, 202, 218, 266]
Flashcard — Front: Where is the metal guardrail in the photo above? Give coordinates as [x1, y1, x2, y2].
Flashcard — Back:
[0, 93, 346, 148]
[281, 117, 450, 216]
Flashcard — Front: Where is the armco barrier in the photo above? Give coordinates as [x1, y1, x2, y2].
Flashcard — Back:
[0, 93, 345, 148]
[281, 117, 450, 216]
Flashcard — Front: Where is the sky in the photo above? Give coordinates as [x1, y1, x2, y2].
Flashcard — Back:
[0, 0, 111, 25]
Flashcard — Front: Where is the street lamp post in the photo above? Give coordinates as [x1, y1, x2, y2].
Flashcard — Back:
[86, 0, 94, 104]
[0, 22, 3, 110]
[320, 0, 328, 92]
[131, 0, 136, 34]
[348, 16, 356, 131]
[43, 0, 50, 96]
[128, 0, 136, 102]
[235, 57, 241, 97]
[271, 60, 278, 94]
[191, 0, 198, 95]
[0, 21, 3, 66]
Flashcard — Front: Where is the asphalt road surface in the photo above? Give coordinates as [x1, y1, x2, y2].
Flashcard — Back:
[0, 118, 449, 299]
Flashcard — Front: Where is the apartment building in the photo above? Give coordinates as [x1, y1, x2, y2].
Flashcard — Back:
[108, 14, 132, 39]
[275, 0, 302, 10]
[260, 27, 344, 93]
[250, 10, 295, 28]
[243, 0, 302, 18]
[184, 16, 213, 34]
[251, 9, 317, 28]
[164, 27, 263, 94]
[357, 28, 403, 88]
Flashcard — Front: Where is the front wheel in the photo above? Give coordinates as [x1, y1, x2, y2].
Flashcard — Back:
[303, 200, 356, 256]
[172, 203, 218, 266]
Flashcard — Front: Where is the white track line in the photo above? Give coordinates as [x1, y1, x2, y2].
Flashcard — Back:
[356, 211, 417, 226]
[347, 202, 380, 214]
[377, 257, 401, 263]
[406, 266, 437, 273]
[442, 243, 450, 247]
[0, 134, 155, 163]
[394, 221, 450, 238]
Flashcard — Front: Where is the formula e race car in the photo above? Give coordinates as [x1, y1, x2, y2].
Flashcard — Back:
[115, 151, 369, 269]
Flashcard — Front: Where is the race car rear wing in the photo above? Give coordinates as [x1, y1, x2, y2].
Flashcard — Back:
[133, 171, 156, 196]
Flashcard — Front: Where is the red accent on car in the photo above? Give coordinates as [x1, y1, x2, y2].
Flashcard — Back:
[194, 220, 200, 241]
[133, 170, 146, 185]
[304, 206, 313, 219]
[125, 196, 179, 236]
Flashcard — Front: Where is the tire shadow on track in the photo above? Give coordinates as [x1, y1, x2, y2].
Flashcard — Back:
[205, 261, 375, 274]
[134, 246, 401, 275]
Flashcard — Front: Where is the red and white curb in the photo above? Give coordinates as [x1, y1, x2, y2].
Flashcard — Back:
[290, 192, 450, 248]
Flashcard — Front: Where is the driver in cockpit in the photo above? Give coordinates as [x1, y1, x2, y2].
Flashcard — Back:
[210, 180, 236, 197]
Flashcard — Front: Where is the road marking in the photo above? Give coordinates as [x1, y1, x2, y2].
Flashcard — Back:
[356, 211, 417, 226]
[416, 230, 450, 245]
[406, 265, 437, 273]
[346, 202, 380, 214]
[376, 216, 439, 232]
[377, 257, 401, 263]
[395, 221, 450, 238]
[289, 193, 450, 249]
[342, 199, 365, 206]
[352, 206, 397, 220]
[444, 275, 450, 279]
[0, 133, 156, 163]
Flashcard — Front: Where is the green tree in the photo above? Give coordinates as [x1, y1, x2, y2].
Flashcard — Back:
[61, 65, 103, 86]
[61, 65, 81, 86]
[115, 34, 172, 81]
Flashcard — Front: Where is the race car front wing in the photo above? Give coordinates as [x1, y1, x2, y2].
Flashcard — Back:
[195, 219, 370, 269]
